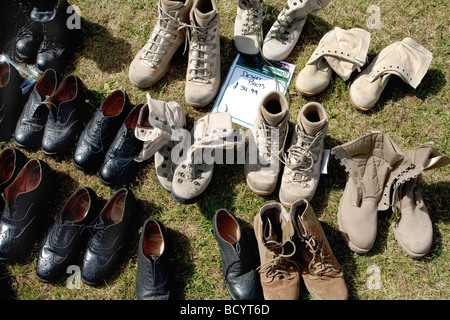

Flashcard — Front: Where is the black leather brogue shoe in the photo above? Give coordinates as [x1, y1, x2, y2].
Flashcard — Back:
[36, 187, 102, 283]
[136, 219, 170, 300]
[213, 209, 257, 300]
[14, 69, 59, 149]
[0, 159, 52, 262]
[81, 187, 136, 286]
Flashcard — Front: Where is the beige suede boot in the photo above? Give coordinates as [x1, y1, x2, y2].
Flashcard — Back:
[245, 90, 289, 196]
[129, 0, 193, 88]
[349, 37, 432, 111]
[134, 93, 186, 163]
[185, 0, 221, 108]
[262, 0, 330, 61]
[296, 27, 371, 96]
[391, 143, 449, 259]
[279, 102, 328, 207]
[171, 112, 240, 203]
[254, 202, 301, 300]
[331, 132, 406, 254]
[290, 199, 348, 300]
[234, 0, 263, 55]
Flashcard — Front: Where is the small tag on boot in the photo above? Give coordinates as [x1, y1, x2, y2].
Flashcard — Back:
[321, 149, 330, 174]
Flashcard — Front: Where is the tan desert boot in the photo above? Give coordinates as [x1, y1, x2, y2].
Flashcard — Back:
[234, 0, 264, 55]
[391, 143, 449, 259]
[185, 0, 221, 108]
[296, 27, 371, 96]
[262, 0, 331, 61]
[171, 112, 241, 203]
[290, 199, 348, 300]
[279, 102, 328, 207]
[331, 132, 405, 254]
[245, 90, 289, 196]
[254, 202, 301, 300]
[129, 0, 193, 88]
[349, 37, 432, 111]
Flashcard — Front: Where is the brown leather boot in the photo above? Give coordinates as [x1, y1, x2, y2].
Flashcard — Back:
[290, 199, 348, 300]
[254, 202, 301, 300]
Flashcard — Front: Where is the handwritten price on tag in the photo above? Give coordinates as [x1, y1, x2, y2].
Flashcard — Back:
[232, 70, 267, 96]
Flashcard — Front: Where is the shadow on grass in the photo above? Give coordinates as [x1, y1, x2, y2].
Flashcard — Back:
[67, 16, 133, 74]
[166, 227, 194, 300]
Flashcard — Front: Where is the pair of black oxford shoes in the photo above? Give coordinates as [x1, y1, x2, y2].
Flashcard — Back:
[14, 68, 90, 156]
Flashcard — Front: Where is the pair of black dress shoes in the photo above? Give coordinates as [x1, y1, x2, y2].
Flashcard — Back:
[73, 90, 145, 187]
[14, 68, 89, 156]
[0, 147, 53, 262]
[135, 210, 259, 300]
[13, 0, 78, 72]
[36, 187, 137, 286]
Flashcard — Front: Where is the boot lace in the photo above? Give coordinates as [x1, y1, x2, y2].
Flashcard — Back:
[267, 0, 305, 43]
[225, 237, 244, 276]
[140, 7, 183, 68]
[185, 17, 218, 84]
[257, 239, 299, 279]
[283, 127, 323, 185]
[304, 236, 340, 278]
[85, 218, 109, 249]
[239, 0, 263, 36]
[255, 119, 288, 165]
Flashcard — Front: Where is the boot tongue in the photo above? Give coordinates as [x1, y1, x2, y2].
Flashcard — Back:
[263, 217, 276, 242]
[193, 8, 217, 27]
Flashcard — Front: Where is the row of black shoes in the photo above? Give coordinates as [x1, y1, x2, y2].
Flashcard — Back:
[0, 146, 138, 286]
[0, 146, 252, 298]
[0, 61, 145, 187]
[7, 0, 80, 72]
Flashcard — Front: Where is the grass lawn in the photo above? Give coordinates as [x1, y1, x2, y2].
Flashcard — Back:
[2, 0, 449, 300]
